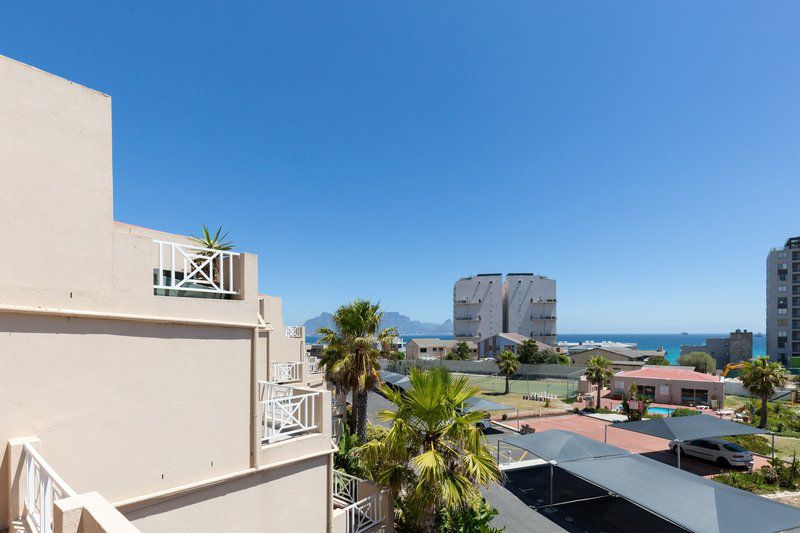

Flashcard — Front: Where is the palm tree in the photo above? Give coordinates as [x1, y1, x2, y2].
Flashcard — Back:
[740, 356, 790, 428]
[316, 300, 397, 441]
[495, 350, 520, 395]
[357, 368, 500, 530]
[584, 356, 614, 409]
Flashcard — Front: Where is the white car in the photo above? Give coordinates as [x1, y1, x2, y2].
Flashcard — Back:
[668, 438, 753, 468]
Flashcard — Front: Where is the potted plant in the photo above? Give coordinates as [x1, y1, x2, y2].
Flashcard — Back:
[189, 225, 234, 288]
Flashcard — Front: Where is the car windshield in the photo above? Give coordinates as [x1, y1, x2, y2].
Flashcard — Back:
[722, 443, 747, 452]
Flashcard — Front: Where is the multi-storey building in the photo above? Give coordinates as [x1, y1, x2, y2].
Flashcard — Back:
[453, 273, 556, 346]
[0, 55, 389, 533]
[453, 274, 503, 342]
[503, 273, 557, 345]
[679, 329, 753, 368]
[767, 236, 800, 367]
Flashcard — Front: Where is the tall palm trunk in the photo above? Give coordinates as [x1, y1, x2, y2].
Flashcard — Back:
[760, 395, 769, 429]
[354, 389, 369, 441]
[504, 375, 510, 395]
[596, 382, 602, 409]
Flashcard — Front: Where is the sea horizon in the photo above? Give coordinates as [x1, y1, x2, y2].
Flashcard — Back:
[306, 332, 767, 364]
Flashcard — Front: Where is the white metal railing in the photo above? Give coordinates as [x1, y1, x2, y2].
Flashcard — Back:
[272, 362, 302, 383]
[308, 356, 324, 374]
[262, 386, 320, 443]
[23, 443, 77, 533]
[285, 325, 304, 338]
[333, 470, 359, 506]
[154, 240, 239, 295]
[344, 494, 384, 533]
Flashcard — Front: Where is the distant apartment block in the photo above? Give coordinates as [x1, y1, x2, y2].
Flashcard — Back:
[453, 273, 556, 345]
[767, 236, 800, 367]
[679, 329, 753, 367]
[0, 55, 390, 533]
[503, 273, 557, 345]
[453, 274, 503, 342]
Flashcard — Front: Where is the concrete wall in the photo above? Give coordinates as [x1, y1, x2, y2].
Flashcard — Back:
[611, 375, 724, 407]
[125, 456, 329, 533]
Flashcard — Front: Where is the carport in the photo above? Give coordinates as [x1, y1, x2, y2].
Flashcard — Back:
[604, 414, 772, 469]
[380, 370, 411, 390]
[499, 430, 800, 533]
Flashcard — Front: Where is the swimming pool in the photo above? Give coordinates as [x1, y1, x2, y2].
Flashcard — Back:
[646, 406, 675, 416]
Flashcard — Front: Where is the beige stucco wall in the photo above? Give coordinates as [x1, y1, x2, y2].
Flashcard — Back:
[125, 456, 329, 533]
[612, 375, 724, 406]
[0, 313, 252, 502]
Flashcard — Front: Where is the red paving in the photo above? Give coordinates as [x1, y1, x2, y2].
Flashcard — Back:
[518, 413, 769, 477]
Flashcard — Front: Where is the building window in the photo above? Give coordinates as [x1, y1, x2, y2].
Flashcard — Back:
[779, 297, 788, 308]
[779, 319, 789, 326]
[779, 286, 789, 293]
[420, 348, 427, 353]
[779, 331, 788, 337]
[779, 252, 789, 258]
[779, 309, 788, 315]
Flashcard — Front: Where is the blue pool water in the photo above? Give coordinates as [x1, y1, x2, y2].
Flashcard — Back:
[647, 407, 675, 416]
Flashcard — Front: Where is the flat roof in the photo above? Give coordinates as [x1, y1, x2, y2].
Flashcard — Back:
[500, 430, 800, 533]
[608, 413, 770, 442]
[615, 367, 721, 382]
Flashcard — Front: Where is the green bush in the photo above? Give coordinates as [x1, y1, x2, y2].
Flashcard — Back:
[435, 498, 502, 533]
[671, 408, 701, 417]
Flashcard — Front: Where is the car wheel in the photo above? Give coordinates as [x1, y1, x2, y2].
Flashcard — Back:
[716, 457, 730, 467]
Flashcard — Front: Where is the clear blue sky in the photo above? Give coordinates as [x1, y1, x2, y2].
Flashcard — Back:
[3, 2, 799, 332]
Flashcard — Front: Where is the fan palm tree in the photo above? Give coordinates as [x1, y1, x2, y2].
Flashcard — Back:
[357, 368, 500, 531]
[584, 356, 613, 409]
[316, 300, 397, 441]
[740, 356, 790, 428]
[495, 350, 520, 395]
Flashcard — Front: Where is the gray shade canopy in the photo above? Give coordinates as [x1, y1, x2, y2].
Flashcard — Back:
[380, 371, 411, 390]
[462, 397, 511, 412]
[610, 414, 770, 442]
[501, 430, 629, 463]
[561, 453, 800, 533]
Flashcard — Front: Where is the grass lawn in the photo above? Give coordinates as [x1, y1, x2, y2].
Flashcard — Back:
[456, 372, 576, 397]
[774, 435, 800, 461]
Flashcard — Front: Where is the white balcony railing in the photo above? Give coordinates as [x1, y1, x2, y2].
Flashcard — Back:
[333, 470, 359, 506]
[334, 470, 384, 533]
[272, 361, 302, 383]
[23, 443, 78, 533]
[308, 356, 324, 374]
[154, 240, 239, 295]
[262, 384, 320, 443]
[285, 325, 304, 338]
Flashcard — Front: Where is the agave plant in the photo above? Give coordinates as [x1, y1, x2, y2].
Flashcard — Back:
[188, 225, 235, 286]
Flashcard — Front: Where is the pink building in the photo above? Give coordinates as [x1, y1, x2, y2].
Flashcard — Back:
[612, 367, 724, 408]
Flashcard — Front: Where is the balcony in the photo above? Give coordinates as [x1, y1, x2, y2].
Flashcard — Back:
[454, 299, 481, 304]
[333, 470, 387, 533]
[454, 316, 479, 321]
[259, 381, 321, 444]
[153, 240, 239, 297]
[285, 325, 304, 338]
[308, 356, 325, 375]
[530, 315, 557, 320]
[272, 361, 303, 383]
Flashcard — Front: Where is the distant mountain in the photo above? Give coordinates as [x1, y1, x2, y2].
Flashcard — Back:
[304, 312, 452, 336]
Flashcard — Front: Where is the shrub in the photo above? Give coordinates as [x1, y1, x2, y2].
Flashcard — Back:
[671, 408, 701, 417]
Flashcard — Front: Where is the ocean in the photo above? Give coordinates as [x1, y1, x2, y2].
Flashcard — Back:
[308, 333, 767, 364]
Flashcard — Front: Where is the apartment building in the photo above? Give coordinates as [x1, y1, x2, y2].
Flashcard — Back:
[503, 273, 557, 345]
[453, 273, 556, 345]
[453, 274, 503, 342]
[679, 329, 753, 367]
[767, 236, 800, 367]
[0, 55, 389, 533]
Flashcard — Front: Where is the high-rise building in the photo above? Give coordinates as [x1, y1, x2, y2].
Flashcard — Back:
[503, 273, 557, 345]
[453, 274, 503, 342]
[453, 273, 556, 345]
[767, 236, 800, 367]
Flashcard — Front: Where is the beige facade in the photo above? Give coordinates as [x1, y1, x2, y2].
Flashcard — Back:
[611, 368, 725, 407]
[404, 338, 477, 360]
[0, 55, 389, 533]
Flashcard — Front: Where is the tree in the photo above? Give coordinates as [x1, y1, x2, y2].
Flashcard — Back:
[677, 351, 716, 373]
[740, 356, 790, 429]
[516, 339, 540, 364]
[316, 300, 398, 441]
[189, 225, 234, 285]
[495, 350, 520, 395]
[447, 341, 472, 361]
[584, 356, 614, 409]
[357, 368, 501, 530]
[647, 355, 670, 366]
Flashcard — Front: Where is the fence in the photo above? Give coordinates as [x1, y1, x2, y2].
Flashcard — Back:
[153, 240, 238, 295]
[23, 443, 78, 533]
[382, 359, 584, 398]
